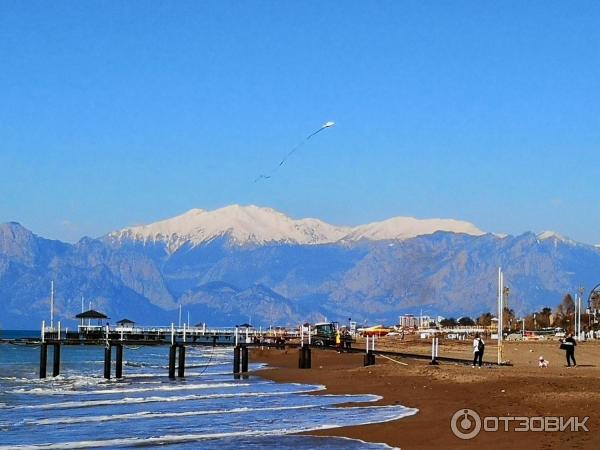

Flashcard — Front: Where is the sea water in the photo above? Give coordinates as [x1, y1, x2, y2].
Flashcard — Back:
[0, 331, 416, 449]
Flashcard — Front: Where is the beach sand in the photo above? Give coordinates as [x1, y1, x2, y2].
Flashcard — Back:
[251, 338, 600, 449]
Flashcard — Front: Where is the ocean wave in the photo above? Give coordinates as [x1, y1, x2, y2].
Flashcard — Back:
[8, 382, 249, 396]
[6, 385, 327, 410]
[0, 408, 416, 450]
[24, 404, 317, 425]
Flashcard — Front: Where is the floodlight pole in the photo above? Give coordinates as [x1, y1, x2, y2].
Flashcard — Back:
[497, 268, 503, 364]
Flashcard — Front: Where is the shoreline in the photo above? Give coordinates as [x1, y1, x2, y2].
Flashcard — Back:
[251, 343, 600, 449]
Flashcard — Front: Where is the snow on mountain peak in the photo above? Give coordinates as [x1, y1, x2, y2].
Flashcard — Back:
[109, 205, 486, 252]
[109, 205, 350, 251]
[537, 231, 570, 242]
[536, 231, 578, 247]
[346, 216, 485, 241]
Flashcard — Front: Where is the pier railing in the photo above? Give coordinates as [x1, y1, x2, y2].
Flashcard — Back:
[40, 320, 300, 344]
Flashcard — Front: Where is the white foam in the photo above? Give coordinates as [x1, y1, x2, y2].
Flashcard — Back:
[9, 382, 247, 396]
[9, 385, 326, 410]
[0, 407, 416, 449]
[26, 404, 316, 425]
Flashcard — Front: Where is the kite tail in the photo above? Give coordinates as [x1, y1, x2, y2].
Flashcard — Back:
[306, 126, 325, 140]
[254, 123, 331, 182]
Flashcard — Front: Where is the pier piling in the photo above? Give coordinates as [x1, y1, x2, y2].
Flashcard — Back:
[52, 343, 61, 377]
[299, 346, 311, 369]
[115, 344, 123, 378]
[168, 345, 177, 379]
[39, 343, 48, 379]
[233, 345, 241, 375]
[241, 345, 248, 373]
[177, 345, 186, 378]
[304, 347, 311, 368]
[104, 345, 111, 379]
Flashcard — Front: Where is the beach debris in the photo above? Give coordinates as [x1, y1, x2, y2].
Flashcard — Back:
[254, 121, 335, 182]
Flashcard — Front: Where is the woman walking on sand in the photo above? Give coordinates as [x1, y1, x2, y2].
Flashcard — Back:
[472, 333, 485, 368]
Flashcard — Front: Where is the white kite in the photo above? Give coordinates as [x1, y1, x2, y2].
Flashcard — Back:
[255, 121, 335, 182]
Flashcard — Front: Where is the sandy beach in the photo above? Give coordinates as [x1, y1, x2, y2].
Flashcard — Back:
[251, 338, 600, 449]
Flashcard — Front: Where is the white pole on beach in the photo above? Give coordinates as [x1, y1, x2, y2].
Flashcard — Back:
[235, 326, 239, 347]
[171, 323, 175, 345]
[577, 292, 582, 340]
[300, 325, 304, 347]
[183, 323, 186, 343]
[308, 325, 311, 346]
[574, 292, 578, 339]
[497, 267, 503, 364]
[57, 321, 61, 340]
[431, 338, 435, 362]
[579, 294, 581, 339]
[41, 320, 45, 343]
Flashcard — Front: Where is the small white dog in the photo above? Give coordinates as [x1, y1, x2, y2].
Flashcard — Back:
[538, 356, 549, 368]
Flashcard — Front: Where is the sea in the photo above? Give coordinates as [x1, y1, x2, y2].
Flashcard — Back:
[0, 330, 417, 449]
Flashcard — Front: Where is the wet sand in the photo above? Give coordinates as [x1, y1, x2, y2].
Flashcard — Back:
[251, 339, 600, 449]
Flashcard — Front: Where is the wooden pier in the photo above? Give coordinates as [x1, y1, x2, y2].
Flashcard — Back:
[33, 321, 295, 379]
[0, 320, 508, 381]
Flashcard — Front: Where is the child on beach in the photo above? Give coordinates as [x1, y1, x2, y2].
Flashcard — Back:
[538, 356, 549, 368]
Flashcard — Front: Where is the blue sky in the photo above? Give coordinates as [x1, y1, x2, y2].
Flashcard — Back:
[1, 1, 599, 244]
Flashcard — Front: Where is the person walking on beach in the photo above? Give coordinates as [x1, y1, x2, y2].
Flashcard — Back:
[561, 333, 577, 367]
[472, 333, 485, 368]
[335, 329, 342, 353]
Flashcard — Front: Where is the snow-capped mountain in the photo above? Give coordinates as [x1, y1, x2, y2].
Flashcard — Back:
[108, 205, 351, 251]
[536, 231, 577, 246]
[346, 217, 485, 241]
[108, 205, 485, 252]
[3, 218, 600, 329]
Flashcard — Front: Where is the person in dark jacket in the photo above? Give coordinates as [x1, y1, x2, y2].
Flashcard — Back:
[472, 333, 485, 368]
[562, 333, 577, 367]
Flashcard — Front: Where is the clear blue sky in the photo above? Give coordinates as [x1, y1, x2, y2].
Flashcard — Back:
[1, 1, 599, 244]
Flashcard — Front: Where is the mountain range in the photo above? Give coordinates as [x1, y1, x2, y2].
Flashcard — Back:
[1, 205, 599, 329]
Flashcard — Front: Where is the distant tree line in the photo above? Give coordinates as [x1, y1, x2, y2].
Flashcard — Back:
[440, 293, 598, 334]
